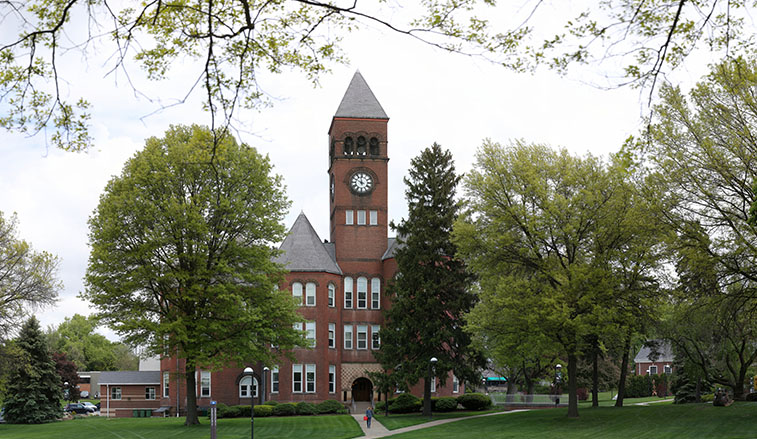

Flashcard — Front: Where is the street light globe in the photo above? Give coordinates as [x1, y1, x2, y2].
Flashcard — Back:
[430, 357, 438, 364]
[556, 364, 562, 369]
[263, 366, 270, 372]
[243, 367, 253, 374]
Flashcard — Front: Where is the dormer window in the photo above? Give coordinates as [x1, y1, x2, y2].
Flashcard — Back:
[370, 137, 379, 155]
[357, 136, 367, 155]
[344, 137, 354, 155]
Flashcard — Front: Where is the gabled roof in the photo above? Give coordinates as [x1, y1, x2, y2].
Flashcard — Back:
[274, 212, 342, 275]
[382, 237, 400, 260]
[634, 340, 674, 363]
[334, 71, 388, 119]
[99, 371, 161, 385]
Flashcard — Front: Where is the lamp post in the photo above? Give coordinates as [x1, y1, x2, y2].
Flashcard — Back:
[243, 367, 254, 439]
[262, 367, 269, 404]
[428, 357, 438, 419]
[554, 364, 562, 406]
[63, 381, 69, 402]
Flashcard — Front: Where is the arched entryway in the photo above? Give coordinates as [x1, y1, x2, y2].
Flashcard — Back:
[352, 377, 373, 402]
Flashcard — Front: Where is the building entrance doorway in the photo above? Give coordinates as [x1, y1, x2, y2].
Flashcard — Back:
[352, 377, 373, 401]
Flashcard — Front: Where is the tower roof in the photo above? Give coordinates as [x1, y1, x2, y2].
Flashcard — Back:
[274, 212, 342, 275]
[334, 71, 388, 119]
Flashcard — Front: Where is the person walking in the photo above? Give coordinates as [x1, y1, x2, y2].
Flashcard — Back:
[365, 406, 373, 429]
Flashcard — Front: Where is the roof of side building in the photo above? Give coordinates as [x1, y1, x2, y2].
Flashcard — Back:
[274, 212, 342, 275]
[634, 340, 674, 363]
[99, 371, 161, 385]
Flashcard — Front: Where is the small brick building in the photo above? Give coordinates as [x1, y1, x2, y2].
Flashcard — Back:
[634, 340, 674, 376]
[99, 371, 163, 417]
[160, 71, 463, 414]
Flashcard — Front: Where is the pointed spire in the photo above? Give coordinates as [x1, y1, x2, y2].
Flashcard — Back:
[274, 212, 342, 274]
[334, 71, 388, 119]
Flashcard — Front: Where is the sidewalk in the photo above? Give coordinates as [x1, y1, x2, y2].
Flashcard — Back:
[352, 409, 531, 438]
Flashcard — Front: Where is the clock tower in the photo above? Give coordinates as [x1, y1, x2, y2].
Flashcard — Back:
[328, 71, 389, 267]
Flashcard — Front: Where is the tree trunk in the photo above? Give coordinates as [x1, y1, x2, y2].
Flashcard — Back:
[615, 331, 632, 408]
[592, 343, 599, 408]
[385, 391, 389, 416]
[505, 381, 518, 404]
[525, 375, 535, 403]
[567, 353, 579, 418]
[184, 362, 199, 425]
[422, 375, 432, 417]
[695, 378, 701, 403]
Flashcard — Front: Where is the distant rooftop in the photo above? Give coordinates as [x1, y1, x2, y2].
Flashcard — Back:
[634, 340, 674, 363]
[334, 71, 388, 119]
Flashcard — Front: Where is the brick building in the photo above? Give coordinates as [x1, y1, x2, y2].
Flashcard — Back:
[159, 72, 462, 415]
[634, 340, 675, 376]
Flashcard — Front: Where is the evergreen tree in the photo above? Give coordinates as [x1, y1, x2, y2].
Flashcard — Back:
[4, 316, 63, 423]
[376, 143, 485, 417]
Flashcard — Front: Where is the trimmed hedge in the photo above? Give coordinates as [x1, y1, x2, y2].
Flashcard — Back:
[263, 400, 278, 406]
[295, 402, 317, 415]
[434, 397, 458, 412]
[272, 402, 297, 416]
[253, 405, 273, 417]
[316, 399, 345, 414]
[390, 393, 422, 413]
[456, 393, 491, 410]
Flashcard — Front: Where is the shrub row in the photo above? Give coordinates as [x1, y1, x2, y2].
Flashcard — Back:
[214, 400, 348, 418]
[374, 393, 491, 413]
[624, 374, 671, 398]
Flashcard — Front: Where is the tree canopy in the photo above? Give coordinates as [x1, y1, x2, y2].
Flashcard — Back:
[376, 143, 485, 417]
[2, 0, 753, 151]
[83, 124, 304, 424]
[0, 211, 61, 339]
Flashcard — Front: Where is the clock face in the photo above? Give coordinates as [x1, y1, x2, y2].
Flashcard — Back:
[350, 171, 373, 194]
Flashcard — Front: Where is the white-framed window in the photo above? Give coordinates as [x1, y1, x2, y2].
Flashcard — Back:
[239, 375, 258, 398]
[292, 282, 303, 305]
[431, 377, 436, 393]
[344, 277, 353, 309]
[664, 365, 672, 374]
[328, 323, 335, 348]
[306, 364, 316, 393]
[294, 321, 304, 333]
[357, 325, 368, 350]
[369, 210, 378, 225]
[305, 282, 316, 306]
[328, 284, 335, 307]
[344, 324, 353, 350]
[649, 365, 658, 375]
[357, 277, 367, 309]
[453, 376, 459, 393]
[306, 321, 316, 346]
[293, 364, 303, 393]
[357, 210, 366, 225]
[145, 387, 156, 400]
[271, 367, 279, 393]
[329, 365, 336, 393]
[200, 371, 211, 398]
[346, 210, 354, 225]
[371, 325, 380, 350]
[371, 278, 381, 309]
[111, 387, 122, 400]
[163, 372, 170, 398]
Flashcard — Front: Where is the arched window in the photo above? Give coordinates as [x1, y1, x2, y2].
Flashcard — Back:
[357, 277, 367, 309]
[305, 282, 316, 306]
[292, 282, 303, 306]
[344, 137, 354, 155]
[344, 277, 353, 309]
[371, 278, 380, 309]
[356, 136, 367, 155]
[239, 376, 258, 398]
[370, 137, 379, 155]
[328, 283, 335, 307]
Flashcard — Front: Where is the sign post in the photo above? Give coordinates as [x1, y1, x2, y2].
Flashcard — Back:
[210, 400, 217, 439]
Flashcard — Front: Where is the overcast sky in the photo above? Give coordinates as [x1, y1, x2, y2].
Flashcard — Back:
[0, 3, 715, 341]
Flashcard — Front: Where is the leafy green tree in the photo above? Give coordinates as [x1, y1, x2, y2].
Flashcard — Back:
[376, 143, 485, 418]
[83, 124, 304, 425]
[455, 140, 665, 417]
[2, 1, 749, 151]
[0, 211, 61, 338]
[3, 316, 63, 424]
[46, 314, 137, 371]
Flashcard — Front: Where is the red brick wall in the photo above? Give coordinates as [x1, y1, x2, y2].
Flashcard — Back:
[99, 384, 161, 417]
[635, 361, 674, 376]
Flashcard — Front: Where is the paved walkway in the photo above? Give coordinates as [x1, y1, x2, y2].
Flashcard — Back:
[633, 398, 674, 406]
[352, 409, 531, 438]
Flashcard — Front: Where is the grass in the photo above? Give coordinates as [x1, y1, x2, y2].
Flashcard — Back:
[381, 401, 757, 438]
[0, 414, 363, 439]
[375, 407, 506, 430]
[578, 391, 674, 407]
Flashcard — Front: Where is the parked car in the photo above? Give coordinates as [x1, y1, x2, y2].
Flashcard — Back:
[64, 403, 94, 414]
[81, 402, 98, 412]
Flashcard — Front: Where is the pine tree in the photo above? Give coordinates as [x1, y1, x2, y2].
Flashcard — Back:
[376, 143, 485, 417]
[4, 316, 63, 423]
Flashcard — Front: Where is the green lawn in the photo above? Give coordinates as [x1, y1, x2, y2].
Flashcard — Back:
[376, 408, 505, 430]
[382, 402, 757, 438]
[0, 414, 363, 439]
